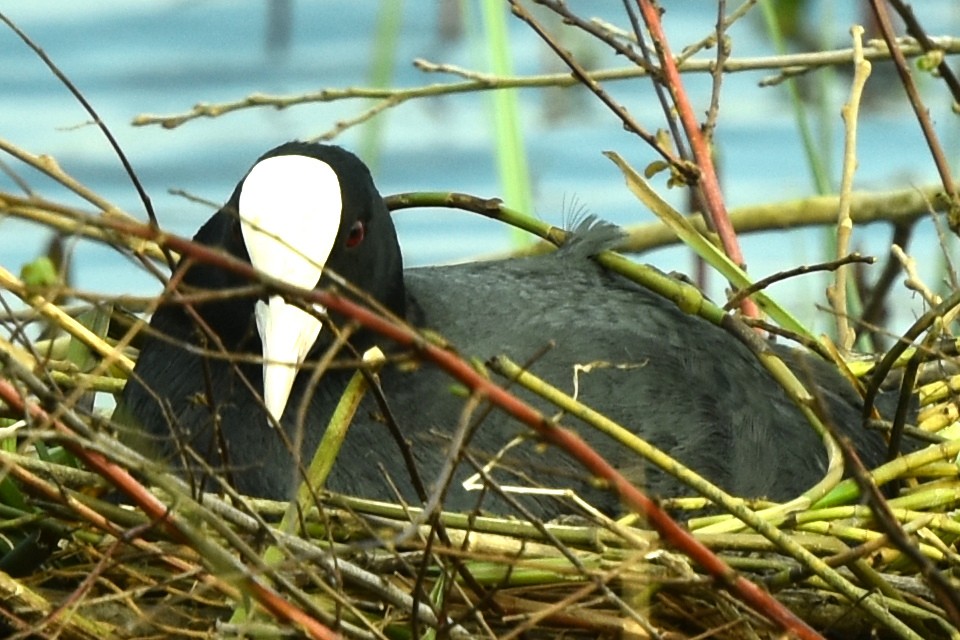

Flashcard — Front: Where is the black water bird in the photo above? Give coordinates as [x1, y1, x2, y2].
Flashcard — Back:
[116, 142, 895, 517]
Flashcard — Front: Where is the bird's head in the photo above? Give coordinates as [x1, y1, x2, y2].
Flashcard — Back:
[220, 142, 404, 423]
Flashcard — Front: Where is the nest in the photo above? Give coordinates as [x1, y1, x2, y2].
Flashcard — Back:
[2, 423, 960, 640]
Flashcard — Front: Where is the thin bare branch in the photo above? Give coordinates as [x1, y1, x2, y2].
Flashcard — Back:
[131, 37, 960, 131]
[868, 0, 959, 231]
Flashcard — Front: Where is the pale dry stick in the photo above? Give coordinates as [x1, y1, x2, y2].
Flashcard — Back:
[676, 0, 755, 64]
[891, 245, 943, 310]
[0, 333, 35, 369]
[131, 38, 960, 130]
[314, 94, 404, 141]
[474, 182, 952, 259]
[418, 36, 960, 80]
[0, 138, 126, 217]
[3, 180, 951, 264]
[828, 26, 872, 352]
[0, 191, 165, 261]
[590, 0, 756, 65]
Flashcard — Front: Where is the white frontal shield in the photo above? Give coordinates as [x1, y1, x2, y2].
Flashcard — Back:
[238, 154, 342, 423]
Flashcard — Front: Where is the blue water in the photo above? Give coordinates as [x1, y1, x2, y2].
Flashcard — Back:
[2, 2, 959, 336]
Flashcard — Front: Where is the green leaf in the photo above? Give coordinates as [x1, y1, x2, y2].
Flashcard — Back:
[19, 256, 58, 293]
[605, 151, 813, 340]
[916, 49, 944, 73]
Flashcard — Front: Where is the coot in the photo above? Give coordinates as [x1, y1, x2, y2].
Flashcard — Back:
[116, 142, 892, 517]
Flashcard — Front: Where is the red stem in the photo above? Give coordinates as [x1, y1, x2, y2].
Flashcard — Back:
[634, 0, 761, 319]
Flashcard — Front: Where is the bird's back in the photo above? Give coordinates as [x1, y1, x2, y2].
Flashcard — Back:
[318, 251, 889, 516]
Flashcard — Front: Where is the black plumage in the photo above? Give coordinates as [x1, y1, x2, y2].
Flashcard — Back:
[116, 142, 894, 517]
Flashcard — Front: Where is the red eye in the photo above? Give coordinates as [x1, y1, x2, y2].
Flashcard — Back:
[345, 220, 365, 248]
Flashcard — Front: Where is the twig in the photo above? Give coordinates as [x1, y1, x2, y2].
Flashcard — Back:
[886, 0, 960, 104]
[725, 253, 875, 311]
[840, 400, 960, 629]
[385, 183, 954, 259]
[508, 1, 684, 172]
[677, 0, 757, 64]
[828, 26, 872, 352]
[621, 1, 690, 164]
[0, 138, 124, 216]
[859, 223, 913, 347]
[128, 37, 960, 131]
[703, 0, 731, 140]
[0, 12, 164, 257]
[867, 0, 960, 232]
[0, 158, 33, 195]
[864, 289, 960, 423]
[314, 94, 404, 141]
[0, 190, 166, 266]
[891, 245, 941, 308]
[631, 0, 759, 319]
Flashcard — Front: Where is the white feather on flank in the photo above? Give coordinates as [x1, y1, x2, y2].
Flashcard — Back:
[238, 154, 342, 423]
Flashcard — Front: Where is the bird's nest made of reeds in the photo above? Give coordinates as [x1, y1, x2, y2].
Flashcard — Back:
[2, 198, 960, 640]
